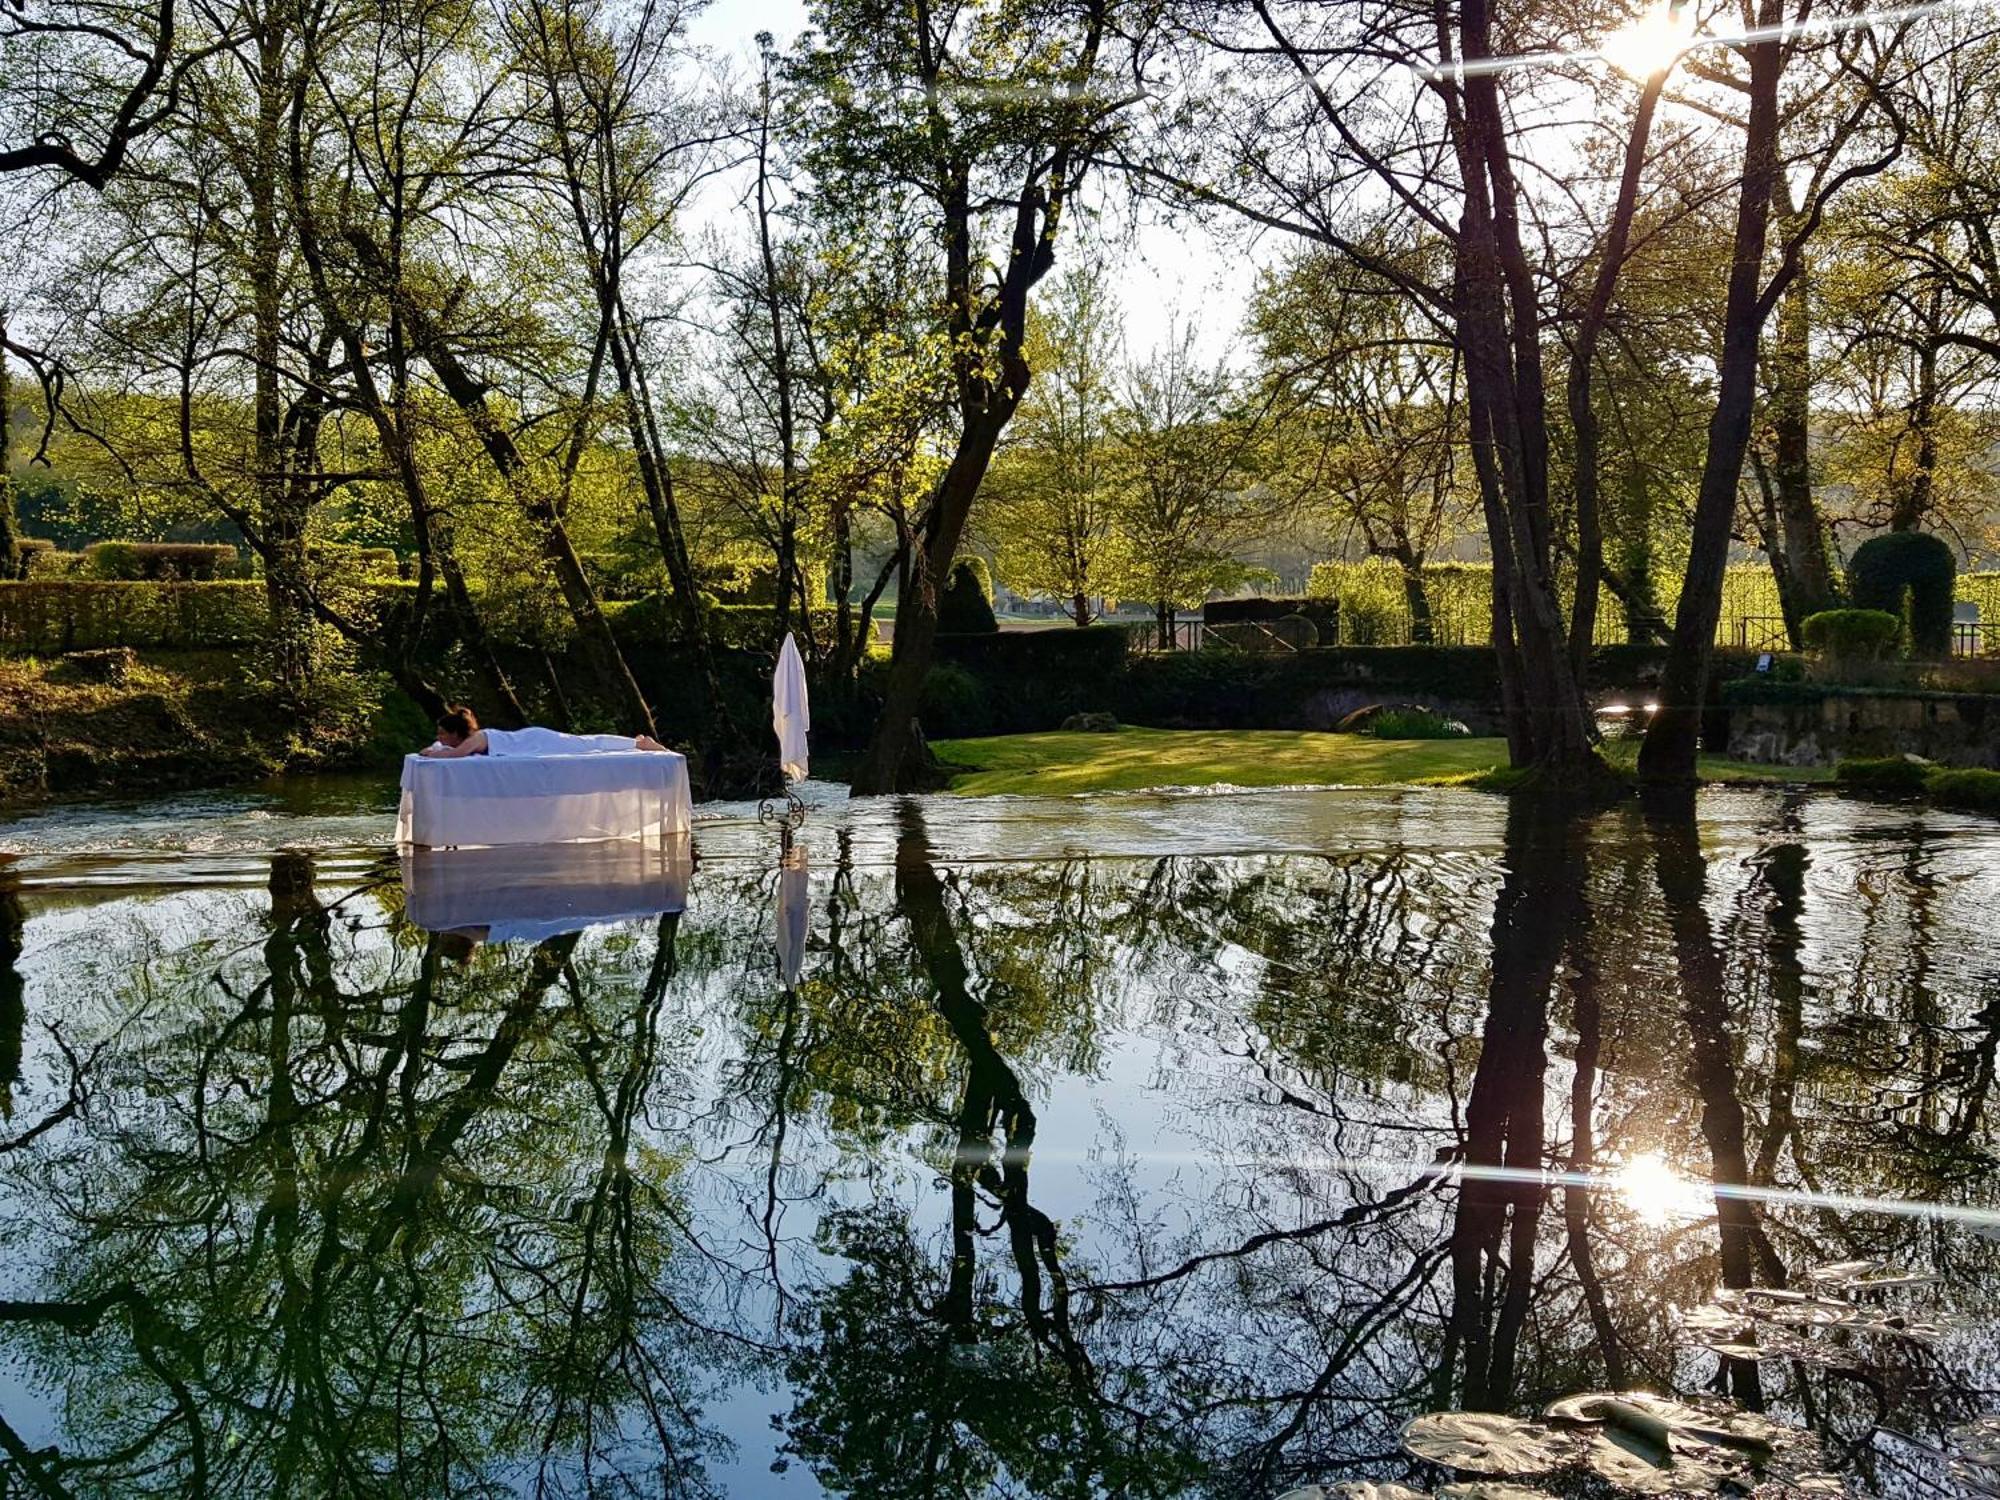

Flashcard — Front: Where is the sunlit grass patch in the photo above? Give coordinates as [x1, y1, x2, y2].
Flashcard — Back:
[930, 728, 1510, 796]
[931, 726, 1837, 797]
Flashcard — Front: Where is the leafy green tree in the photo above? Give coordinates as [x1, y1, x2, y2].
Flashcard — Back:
[790, 0, 1143, 793]
[1252, 247, 1472, 643]
[981, 264, 1127, 625]
[1112, 324, 1273, 641]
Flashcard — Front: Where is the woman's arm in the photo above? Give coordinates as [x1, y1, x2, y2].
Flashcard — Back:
[419, 730, 488, 758]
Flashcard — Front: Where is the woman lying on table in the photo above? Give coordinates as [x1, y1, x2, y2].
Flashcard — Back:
[419, 706, 670, 758]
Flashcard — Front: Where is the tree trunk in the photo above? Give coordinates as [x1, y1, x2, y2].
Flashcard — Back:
[1449, 0, 1598, 775]
[1891, 333, 1938, 531]
[1641, 19, 1785, 785]
[851, 409, 1012, 794]
[0, 311, 17, 581]
[1390, 537, 1433, 644]
[344, 227, 654, 737]
[1072, 590, 1091, 627]
[252, 18, 313, 704]
[1766, 219, 1836, 633]
[1566, 73, 1664, 682]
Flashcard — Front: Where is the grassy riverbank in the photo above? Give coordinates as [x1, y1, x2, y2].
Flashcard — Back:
[931, 727, 1834, 797]
[0, 652, 421, 802]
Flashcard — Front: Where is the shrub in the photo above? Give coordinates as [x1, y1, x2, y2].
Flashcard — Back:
[939, 560, 999, 633]
[1329, 558, 1406, 644]
[918, 661, 993, 737]
[605, 595, 847, 654]
[85, 541, 140, 579]
[1849, 531, 1956, 657]
[1802, 608, 1902, 665]
[1369, 706, 1471, 740]
[1206, 595, 1338, 631]
[1835, 756, 1929, 794]
[929, 626, 1127, 733]
[958, 554, 995, 603]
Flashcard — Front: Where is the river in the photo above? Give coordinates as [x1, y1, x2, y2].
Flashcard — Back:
[0, 781, 1995, 1496]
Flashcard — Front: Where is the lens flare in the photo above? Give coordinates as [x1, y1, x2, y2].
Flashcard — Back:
[1599, 2, 1698, 77]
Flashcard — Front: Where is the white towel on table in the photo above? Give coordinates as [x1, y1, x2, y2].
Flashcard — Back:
[485, 726, 640, 758]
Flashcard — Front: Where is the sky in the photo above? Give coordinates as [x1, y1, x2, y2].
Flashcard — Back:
[682, 0, 1259, 361]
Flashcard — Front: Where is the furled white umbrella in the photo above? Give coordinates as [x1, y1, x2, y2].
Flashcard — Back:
[774, 633, 810, 783]
[776, 851, 809, 989]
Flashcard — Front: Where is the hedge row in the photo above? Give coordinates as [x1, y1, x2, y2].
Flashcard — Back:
[0, 581, 271, 651]
[84, 541, 241, 581]
[1302, 560, 1792, 648]
[915, 627, 1128, 736]
[904, 635, 1757, 739]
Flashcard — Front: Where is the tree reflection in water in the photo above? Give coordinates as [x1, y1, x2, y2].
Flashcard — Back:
[0, 790, 1995, 1496]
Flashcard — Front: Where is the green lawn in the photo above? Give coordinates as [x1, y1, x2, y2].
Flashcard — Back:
[930, 727, 1835, 797]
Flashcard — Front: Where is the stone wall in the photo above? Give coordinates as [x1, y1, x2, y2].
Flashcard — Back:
[1725, 688, 2000, 768]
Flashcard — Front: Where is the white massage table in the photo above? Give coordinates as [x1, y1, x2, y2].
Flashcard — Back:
[396, 748, 692, 849]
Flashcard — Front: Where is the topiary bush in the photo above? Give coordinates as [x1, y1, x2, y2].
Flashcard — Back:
[917, 660, 994, 737]
[938, 560, 999, 634]
[1849, 531, 1957, 657]
[1801, 608, 1903, 662]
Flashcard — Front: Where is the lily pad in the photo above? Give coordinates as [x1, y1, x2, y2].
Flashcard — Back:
[1805, 1259, 1883, 1285]
[1401, 1412, 1575, 1475]
[1950, 1416, 2000, 1469]
[1543, 1390, 1784, 1459]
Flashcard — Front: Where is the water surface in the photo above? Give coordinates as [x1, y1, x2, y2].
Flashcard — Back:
[1, 781, 1996, 1497]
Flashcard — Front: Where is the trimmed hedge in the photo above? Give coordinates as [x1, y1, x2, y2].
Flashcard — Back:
[919, 626, 1129, 735]
[86, 540, 239, 581]
[23, 548, 86, 579]
[1923, 767, 2000, 814]
[607, 595, 847, 654]
[0, 580, 270, 650]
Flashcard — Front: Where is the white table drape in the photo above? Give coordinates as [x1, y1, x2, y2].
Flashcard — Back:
[401, 838, 691, 943]
[396, 749, 691, 848]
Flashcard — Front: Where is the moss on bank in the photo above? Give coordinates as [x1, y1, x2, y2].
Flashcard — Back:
[1836, 756, 2000, 816]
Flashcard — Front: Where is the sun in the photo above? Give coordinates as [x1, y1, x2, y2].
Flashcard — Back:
[1613, 1151, 1711, 1226]
[1599, 1, 1697, 78]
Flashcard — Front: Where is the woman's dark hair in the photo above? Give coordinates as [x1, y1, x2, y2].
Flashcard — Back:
[436, 705, 479, 739]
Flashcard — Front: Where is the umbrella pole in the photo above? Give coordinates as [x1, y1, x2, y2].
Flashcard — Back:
[758, 775, 806, 856]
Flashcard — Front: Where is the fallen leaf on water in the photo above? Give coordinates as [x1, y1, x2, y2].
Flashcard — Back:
[1400, 1413, 1576, 1475]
